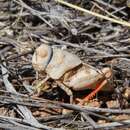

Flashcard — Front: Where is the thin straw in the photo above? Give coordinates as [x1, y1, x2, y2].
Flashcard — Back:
[55, 0, 130, 28]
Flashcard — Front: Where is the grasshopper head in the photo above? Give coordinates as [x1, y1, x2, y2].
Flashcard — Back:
[32, 44, 52, 72]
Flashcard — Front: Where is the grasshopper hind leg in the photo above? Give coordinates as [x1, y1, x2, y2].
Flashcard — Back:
[77, 79, 108, 105]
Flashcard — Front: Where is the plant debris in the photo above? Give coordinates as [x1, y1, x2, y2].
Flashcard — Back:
[0, 0, 130, 129]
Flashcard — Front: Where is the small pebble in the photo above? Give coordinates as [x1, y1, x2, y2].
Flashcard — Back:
[106, 100, 120, 108]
